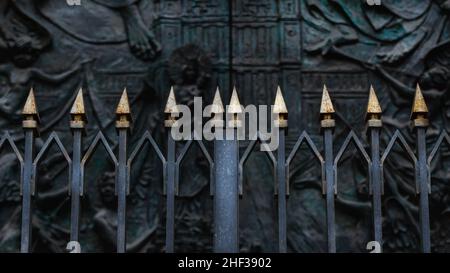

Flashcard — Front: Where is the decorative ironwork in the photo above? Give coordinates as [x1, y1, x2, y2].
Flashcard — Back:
[3, 83, 442, 253]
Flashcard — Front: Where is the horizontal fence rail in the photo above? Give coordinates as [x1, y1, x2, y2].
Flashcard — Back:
[1, 83, 444, 253]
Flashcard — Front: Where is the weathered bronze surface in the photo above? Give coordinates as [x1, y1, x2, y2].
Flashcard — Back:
[0, 0, 450, 253]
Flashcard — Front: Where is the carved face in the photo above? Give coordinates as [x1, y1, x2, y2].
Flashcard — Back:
[168, 44, 212, 87]
[420, 66, 449, 92]
[10, 41, 40, 68]
[98, 172, 116, 206]
[183, 61, 199, 84]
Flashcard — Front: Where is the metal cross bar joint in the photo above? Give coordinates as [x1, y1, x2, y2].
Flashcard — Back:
[333, 131, 371, 195]
[286, 131, 324, 194]
[32, 132, 72, 195]
[81, 131, 118, 195]
[175, 135, 214, 196]
[239, 133, 276, 196]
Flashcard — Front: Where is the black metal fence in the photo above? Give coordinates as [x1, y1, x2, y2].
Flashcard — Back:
[2, 83, 446, 253]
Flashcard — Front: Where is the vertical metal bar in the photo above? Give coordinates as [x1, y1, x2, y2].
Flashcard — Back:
[115, 89, 131, 253]
[416, 127, 431, 253]
[164, 86, 179, 253]
[165, 132, 176, 253]
[214, 128, 239, 253]
[323, 128, 336, 253]
[366, 86, 383, 252]
[116, 128, 127, 253]
[369, 127, 383, 251]
[277, 128, 287, 253]
[70, 129, 82, 243]
[411, 85, 430, 252]
[69, 88, 85, 247]
[20, 128, 34, 253]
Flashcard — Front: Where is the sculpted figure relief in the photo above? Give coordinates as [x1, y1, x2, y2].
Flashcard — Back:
[0, 0, 89, 136]
[38, 0, 161, 60]
[91, 0, 162, 60]
[303, 0, 450, 66]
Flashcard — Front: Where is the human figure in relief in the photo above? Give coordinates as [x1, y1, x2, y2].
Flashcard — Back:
[302, 0, 450, 65]
[90, 0, 162, 60]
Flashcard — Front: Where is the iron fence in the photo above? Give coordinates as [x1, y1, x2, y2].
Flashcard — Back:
[1, 83, 446, 253]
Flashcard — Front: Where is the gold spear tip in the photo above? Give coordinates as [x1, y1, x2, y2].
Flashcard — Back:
[320, 85, 335, 115]
[211, 87, 224, 114]
[228, 86, 242, 114]
[366, 85, 382, 116]
[411, 84, 429, 119]
[70, 88, 86, 116]
[22, 87, 40, 129]
[115, 88, 132, 128]
[116, 88, 131, 116]
[273, 86, 288, 114]
[164, 86, 180, 114]
[22, 87, 38, 116]
[273, 86, 288, 128]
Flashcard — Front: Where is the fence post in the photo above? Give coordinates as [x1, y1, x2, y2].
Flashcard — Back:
[320, 85, 336, 253]
[20, 88, 39, 253]
[164, 87, 179, 253]
[214, 87, 241, 253]
[273, 86, 288, 253]
[69, 88, 86, 245]
[366, 86, 383, 252]
[115, 89, 131, 253]
[411, 84, 431, 253]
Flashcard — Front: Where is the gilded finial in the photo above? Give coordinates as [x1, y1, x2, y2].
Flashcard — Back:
[366, 86, 382, 127]
[211, 87, 224, 114]
[228, 86, 242, 128]
[367, 86, 382, 115]
[320, 85, 335, 115]
[228, 86, 242, 114]
[411, 84, 429, 127]
[164, 87, 179, 114]
[320, 85, 335, 129]
[70, 88, 86, 116]
[116, 88, 132, 129]
[22, 88, 38, 116]
[70, 88, 86, 129]
[273, 86, 288, 128]
[116, 88, 131, 116]
[209, 87, 225, 128]
[411, 84, 428, 118]
[22, 87, 40, 129]
[273, 86, 288, 114]
[165, 87, 180, 127]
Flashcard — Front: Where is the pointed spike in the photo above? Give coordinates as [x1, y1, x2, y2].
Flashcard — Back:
[273, 86, 288, 114]
[366, 85, 382, 115]
[228, 86, 242, 114]
[164, 86, 180, 114]
[411, 84, 429, 119]
[320, 85, 335, 115]
[70, 88, 86, 116]
[116, 88, 131, 116]
[115, 88, 132, 129]
[211, 87, 224, 114]
[22, 88, 38, 116]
